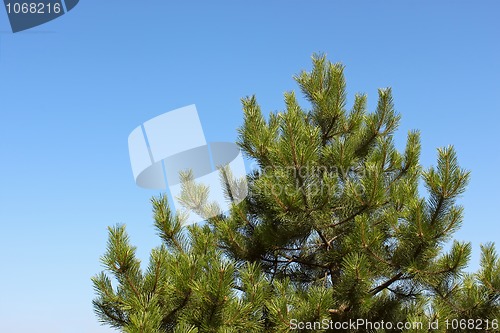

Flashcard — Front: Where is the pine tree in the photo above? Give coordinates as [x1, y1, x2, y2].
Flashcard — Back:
[93, 55, 500, 332]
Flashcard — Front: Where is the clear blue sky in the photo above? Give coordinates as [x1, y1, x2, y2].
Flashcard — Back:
[0, 1, 499, 332]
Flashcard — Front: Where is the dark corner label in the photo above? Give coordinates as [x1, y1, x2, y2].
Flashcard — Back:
[3, 0, 79, 33]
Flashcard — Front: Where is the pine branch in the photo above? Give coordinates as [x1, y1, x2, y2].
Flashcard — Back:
[369, 272, 404, 295]
[329, 204, 369, 228]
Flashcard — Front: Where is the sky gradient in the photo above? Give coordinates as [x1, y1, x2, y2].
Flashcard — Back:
[1, 1, 499, 332]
